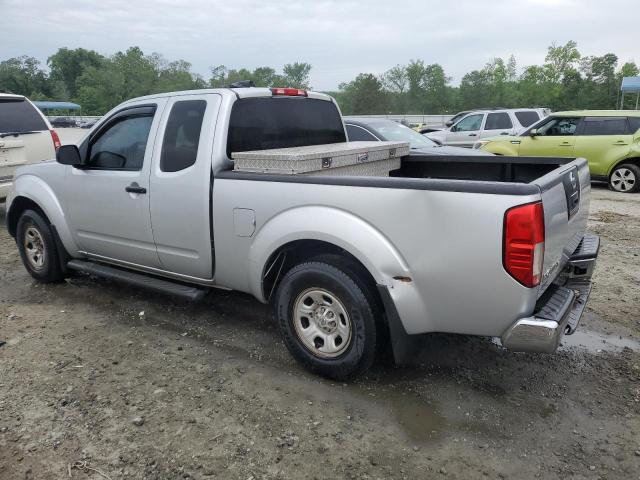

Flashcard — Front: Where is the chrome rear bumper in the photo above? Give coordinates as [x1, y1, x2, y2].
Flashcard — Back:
[501, 234, 599, 354]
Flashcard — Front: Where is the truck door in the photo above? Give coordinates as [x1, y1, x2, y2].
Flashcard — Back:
[518, 116, 581, 157]
[149, 93, 221, 279]
[63, 101, 167, 268]
[446, 113, 484, 147]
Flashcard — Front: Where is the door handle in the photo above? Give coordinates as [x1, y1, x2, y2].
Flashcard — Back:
[613, 141, 628, 145]
[500, 132, 509, 135]
[560, 142, 572, 146]
[469, 133, 477, 137]
[125, 182, 147, 194]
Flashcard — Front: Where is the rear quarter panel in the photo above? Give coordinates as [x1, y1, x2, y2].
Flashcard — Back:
[212, 178, 541, 337]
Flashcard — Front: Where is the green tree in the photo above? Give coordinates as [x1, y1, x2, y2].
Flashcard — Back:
[336, 73, 388, 115]
[47, 48, 105, 99]
[0, 56, 52, 98]
[282, 62, 312, 89]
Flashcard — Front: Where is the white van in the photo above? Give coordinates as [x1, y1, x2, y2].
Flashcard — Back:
[0, 93, 60, 199]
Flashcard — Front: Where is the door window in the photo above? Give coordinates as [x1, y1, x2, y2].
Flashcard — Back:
[346, 124, 378, 141]
[452, 114, 483, 132]
[485, 112, 512, 130]
[160, 100, 207, 172]
[536, 117, 580, 136]
[88, 114, 154, 170]
[514, 111, 540, 127]
[581, 117, 629, 136]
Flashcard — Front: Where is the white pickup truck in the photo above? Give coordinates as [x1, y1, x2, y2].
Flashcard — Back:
[5, 87, 598, 379]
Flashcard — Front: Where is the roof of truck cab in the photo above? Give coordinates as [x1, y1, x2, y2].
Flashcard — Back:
[120, 88, 333, 103]
[552, 110, 640, 117]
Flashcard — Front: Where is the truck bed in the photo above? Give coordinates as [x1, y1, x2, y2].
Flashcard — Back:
[391, 154, 570, 184]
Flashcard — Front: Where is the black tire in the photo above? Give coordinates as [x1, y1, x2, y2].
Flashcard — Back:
[608, 163, 640, 193]
[16, 209, 64, 283]
[275, 260, 379, 380]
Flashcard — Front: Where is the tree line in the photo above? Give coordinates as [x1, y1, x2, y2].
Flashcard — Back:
[0, 41, 637, 116]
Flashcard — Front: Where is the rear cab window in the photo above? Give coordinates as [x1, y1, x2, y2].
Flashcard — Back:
[0, 98, 47, 134]
[514, 111, 540, 127]
[227, 97, 346, 157]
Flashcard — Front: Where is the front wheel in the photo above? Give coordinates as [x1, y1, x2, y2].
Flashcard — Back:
[16, 209, 65, 283]
[275, 261, 378, 380]
[609, 163, 640, 193]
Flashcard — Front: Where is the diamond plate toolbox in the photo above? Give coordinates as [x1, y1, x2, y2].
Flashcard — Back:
[231, 141, 409, 176]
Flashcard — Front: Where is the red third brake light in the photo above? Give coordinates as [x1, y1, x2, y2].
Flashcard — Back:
[270, 87, 307, 97]
[50, 129, 62, 150]
[503, 201, 545, 288]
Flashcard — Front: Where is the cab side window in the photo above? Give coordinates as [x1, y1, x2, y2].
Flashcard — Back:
[160, 100, 207, 172]
[452, 114, 483, 132]
[582, 117, 628, 136]
[88, 114, 154, 170]
[346, 124, 378, 141]
[536, 117, 581, 136]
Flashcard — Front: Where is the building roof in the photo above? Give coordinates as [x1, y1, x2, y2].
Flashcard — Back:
[32, 101, 81, 111]
[621, 77, 640, 93]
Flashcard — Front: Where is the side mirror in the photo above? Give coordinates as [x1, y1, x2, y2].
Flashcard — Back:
[445, 120, 453, 127]
[529, 129, 539, 137]
[56, 144, 82, 166]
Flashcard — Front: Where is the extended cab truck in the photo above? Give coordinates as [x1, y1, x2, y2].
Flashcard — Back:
[5, 87, 599, 379]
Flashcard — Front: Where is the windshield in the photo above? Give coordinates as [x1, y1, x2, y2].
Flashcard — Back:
[374, 122, 438, 149]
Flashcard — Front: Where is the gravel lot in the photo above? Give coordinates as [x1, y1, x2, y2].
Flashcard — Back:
[0, 184, 639, 480]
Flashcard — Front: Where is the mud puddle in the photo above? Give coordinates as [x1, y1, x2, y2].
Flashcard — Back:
[561, 329, 640, 352]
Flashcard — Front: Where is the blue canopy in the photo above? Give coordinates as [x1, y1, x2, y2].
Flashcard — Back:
[33, 101, 81, 111]
[621, 77, 640, 93]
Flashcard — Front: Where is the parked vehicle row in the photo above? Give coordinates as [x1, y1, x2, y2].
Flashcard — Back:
[425, 108, 549, 148]
[6, 86, 598, 379]
[478, 111, 640, 193]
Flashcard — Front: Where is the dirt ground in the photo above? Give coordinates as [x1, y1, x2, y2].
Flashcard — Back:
[1, 184, 639, 480]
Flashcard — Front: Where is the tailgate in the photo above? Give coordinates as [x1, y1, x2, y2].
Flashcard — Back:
[0, 137, 27, 180]
[534, 157, 590, 296]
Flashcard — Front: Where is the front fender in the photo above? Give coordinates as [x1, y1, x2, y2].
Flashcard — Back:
[8, 174, 80, 254]
[248, 206, 411, 302]
[482, 141, 519, 156]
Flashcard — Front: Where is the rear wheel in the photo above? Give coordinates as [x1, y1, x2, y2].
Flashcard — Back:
[16, 209, 64, 283]
[275, 260, 379, 380]
[609, 163, 640, 193]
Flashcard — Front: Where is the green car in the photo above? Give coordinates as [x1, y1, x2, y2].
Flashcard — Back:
[478, 111, 640, 193]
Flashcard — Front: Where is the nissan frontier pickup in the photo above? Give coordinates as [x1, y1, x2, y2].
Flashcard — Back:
[5, 87, 599, 379]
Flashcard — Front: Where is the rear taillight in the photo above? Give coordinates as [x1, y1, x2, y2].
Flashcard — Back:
[50, 129, 61, 150]
[270, 87, 307, 97]
[503, 201, 545, 288]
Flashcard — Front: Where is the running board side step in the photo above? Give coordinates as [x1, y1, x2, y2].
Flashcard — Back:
[67, 259, 206, 301]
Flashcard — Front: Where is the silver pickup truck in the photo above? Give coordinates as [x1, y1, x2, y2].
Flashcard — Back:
[5, 87, 599, 379]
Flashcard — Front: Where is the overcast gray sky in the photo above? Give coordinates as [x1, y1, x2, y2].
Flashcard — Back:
[1, 0, 638, 90]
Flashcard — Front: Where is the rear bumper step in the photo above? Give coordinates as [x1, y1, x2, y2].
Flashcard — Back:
[67, 259, 206, 301]
[501, 233, 599, 353]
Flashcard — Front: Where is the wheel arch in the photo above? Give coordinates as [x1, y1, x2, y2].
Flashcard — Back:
[7, 175, 80, 254]
[248, 206, 410, 303]
[607, 156, 640, 177]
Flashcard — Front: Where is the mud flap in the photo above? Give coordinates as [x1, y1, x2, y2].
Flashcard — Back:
[376, 285, 422, 365]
